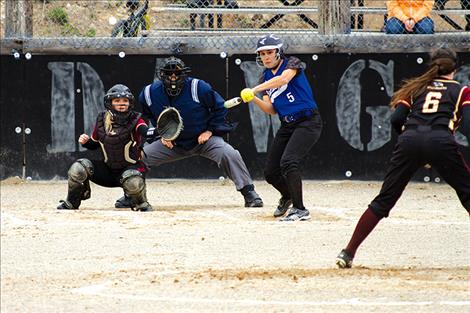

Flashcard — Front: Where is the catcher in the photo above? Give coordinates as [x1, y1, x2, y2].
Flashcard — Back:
[115, 56, 263, 208]
[57, 84, 153, 212]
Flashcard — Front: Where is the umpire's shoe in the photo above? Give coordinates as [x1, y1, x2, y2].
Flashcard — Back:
[279, 207, 310, 221]
[115, 194, 134, 208]
[336, 249, 353, 269]
[273, 197, 292, 217]
[132, 201, 154, 212]
[241, 184, 264, 207]
[57, 200, 78, 210]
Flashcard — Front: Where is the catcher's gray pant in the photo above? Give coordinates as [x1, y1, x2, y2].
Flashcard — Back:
[143, 136, 253, 190]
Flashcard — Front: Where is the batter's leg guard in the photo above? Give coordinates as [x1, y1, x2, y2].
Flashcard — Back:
[121, 170, 153, 212]
[58, 158, 94, 210]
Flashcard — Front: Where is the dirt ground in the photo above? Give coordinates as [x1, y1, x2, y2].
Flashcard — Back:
[1, 178, 469, 313]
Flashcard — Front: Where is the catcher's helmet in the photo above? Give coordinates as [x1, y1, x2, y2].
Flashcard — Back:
[104, 84, 135, 123]
[159, 57, 191, 97]
[255, 34, 284, 66]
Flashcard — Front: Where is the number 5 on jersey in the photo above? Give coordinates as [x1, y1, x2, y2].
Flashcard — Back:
[422, 91, 442, 113]
[286, 92, 295, 102]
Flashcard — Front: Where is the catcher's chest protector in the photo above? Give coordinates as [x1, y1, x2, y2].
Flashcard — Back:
[95, 112, 141, 169]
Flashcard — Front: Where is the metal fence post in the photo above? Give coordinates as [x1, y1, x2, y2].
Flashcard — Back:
[318, 0, 351, 35]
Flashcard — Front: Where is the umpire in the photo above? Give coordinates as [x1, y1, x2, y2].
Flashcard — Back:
[115, 57, 263, 208]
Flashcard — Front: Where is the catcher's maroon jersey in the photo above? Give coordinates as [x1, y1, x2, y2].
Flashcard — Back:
[399, 79, 470, 131]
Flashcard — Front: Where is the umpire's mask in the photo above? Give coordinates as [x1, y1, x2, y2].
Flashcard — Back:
[159, 57, 191, 97]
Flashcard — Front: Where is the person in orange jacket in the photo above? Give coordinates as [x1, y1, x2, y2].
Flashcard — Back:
[385, 0, 435, 34]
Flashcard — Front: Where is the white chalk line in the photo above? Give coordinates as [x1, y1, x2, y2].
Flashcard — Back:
[311, 207, 470, 225]
[0, 212, 122, 228]
[207, 210, 241, 221]
[71, 284, 470, 307]
[1, 212, 40, 226]
[2, 210, 467, 228]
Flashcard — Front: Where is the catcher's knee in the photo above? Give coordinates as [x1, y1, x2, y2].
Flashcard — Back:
[68, 158, 93, 183]
[121, 170, 145, 196]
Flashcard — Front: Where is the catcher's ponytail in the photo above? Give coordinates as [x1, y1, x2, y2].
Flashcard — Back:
[390, 48, 458, 108]
[104, 111, 114, 134]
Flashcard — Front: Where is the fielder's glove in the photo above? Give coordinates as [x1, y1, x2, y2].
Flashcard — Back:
[156, 107, 184, 141]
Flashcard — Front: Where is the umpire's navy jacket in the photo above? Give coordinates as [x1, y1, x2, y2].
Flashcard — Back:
[139, 77, 229, 150]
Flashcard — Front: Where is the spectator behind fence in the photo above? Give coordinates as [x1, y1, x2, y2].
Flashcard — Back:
[435, 0, 470, 31]
[187, 0, 238, 30]
[385, 0, 435, 34]
[111, 0, 150, 37]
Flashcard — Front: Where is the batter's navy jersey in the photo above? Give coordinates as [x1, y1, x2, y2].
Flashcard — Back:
[262, 56, 318, 119]
[399, 79, 470, 131]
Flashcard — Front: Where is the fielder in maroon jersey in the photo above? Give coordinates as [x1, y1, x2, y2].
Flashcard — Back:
[336, 48, 470, 268]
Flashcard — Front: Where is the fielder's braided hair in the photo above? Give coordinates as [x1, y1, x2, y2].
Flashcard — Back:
[390, 48, 458, 108]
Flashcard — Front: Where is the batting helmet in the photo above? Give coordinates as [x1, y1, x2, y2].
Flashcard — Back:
[255, 34, 284, 66]
[159, 57, 191, 97]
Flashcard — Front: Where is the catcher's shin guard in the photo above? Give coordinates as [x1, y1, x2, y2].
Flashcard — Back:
[121, 170, 153, 211]
[63, 158, 94, 209]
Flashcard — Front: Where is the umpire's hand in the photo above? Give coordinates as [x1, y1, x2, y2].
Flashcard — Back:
[198, 130, 212, 144]
[161, 138, 174, 149]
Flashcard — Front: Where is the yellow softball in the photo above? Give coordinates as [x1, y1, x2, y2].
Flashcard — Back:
[240, 88, 255, 103]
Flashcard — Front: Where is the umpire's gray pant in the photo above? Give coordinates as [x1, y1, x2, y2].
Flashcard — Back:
[143, 136, 253, 190]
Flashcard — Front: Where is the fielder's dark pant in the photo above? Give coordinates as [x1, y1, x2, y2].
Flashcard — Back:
[264, 111, 322, 209]
[370, 126, 470, 217]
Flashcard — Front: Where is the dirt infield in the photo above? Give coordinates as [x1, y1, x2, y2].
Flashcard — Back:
[1, 179, 469, 313]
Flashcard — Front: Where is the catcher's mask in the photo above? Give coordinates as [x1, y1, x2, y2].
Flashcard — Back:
[255, 34, 284, 67]
[159, 57, 191, 97]
[104, 84, 135, 124]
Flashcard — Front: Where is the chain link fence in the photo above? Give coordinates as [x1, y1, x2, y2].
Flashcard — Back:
[1, 0, 469, 53]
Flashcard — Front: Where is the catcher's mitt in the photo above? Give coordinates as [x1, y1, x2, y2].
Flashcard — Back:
[156, 107, 183, 141]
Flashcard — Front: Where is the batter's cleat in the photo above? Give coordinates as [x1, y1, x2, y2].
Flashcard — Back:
[279, 207, 310, 221]
[115, 194, 134, 208]
[57, 200, 78, 210]
[244, 191, 264, 207]
[336, 249, 353, 269]
[273, 197, 292, 217]
[131, 202, 154, 212]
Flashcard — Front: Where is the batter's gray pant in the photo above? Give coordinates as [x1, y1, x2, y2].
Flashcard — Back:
[143, 136, 253, 190]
